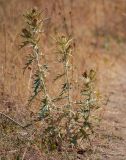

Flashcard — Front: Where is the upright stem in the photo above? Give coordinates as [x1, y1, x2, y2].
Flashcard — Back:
[34, 45, 48, 98]
[64, 58, 71, 108]
[33, 44, 57, 109]
[63, 50, 72, 137]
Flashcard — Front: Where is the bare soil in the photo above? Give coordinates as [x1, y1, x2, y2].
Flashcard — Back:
[95, 53, 126, 160]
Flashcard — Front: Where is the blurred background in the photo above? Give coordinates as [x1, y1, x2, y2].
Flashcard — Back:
[0, 0, 126, 100]
[0, 0, 126, 99]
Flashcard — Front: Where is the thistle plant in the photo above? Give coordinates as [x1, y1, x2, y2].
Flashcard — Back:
[20, 8, 100, 153]
[20, 8, 53, 118]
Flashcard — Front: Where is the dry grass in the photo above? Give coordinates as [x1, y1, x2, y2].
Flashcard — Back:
[0, 0, 126, 159]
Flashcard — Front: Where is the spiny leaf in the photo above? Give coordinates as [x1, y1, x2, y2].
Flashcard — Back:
[59, 83, 69, 96]
[21, 28, 32, 38]
[19, 40, 30, 49]
[52, 95, 67, 102]
[53, 73, 65, 82]
[28, 90, 41, 105]
[39, 98, 49, 119]
[33, 74, 41, 95]
[23, 55, 34, 73]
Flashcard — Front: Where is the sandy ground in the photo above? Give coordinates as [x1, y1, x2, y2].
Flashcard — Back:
[95, 53, 126, 160]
